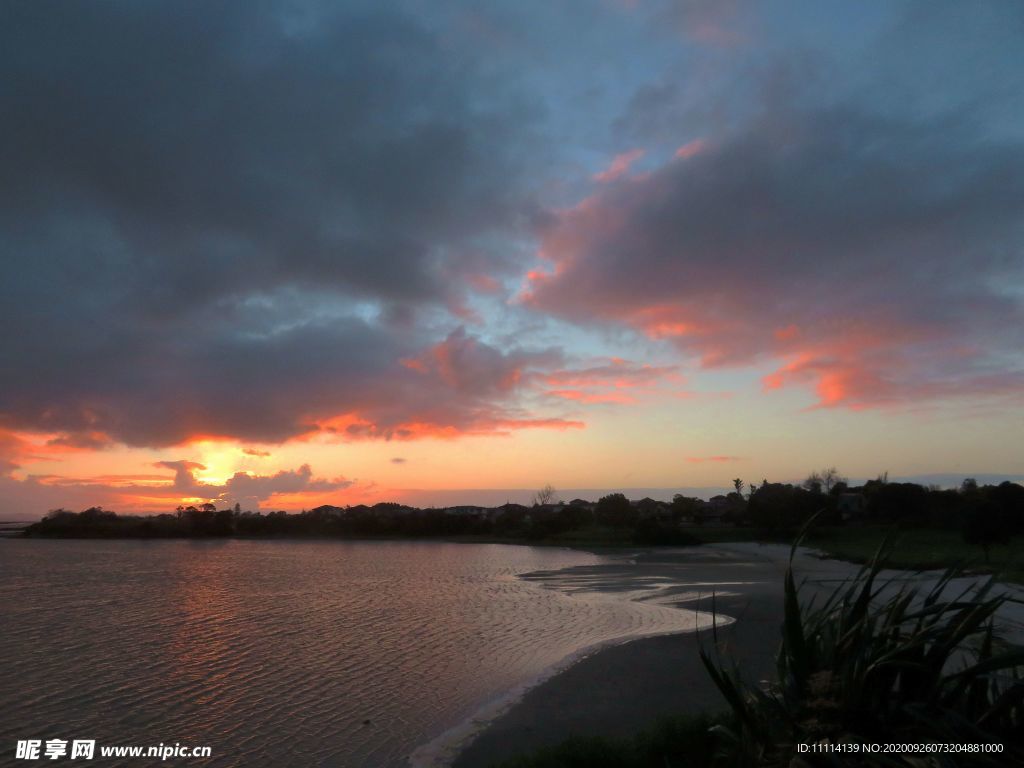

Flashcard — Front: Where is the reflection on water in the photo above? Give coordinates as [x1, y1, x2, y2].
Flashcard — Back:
[1, 540, 706, 767]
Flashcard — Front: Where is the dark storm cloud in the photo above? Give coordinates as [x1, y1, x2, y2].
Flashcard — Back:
[0, 1, 548, 445]
[1, 2, 526, 297]
[5, 0, 1024, 449]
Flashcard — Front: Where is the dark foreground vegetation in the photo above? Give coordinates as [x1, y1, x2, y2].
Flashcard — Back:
[495, 712, 726, 768]
[497, 543, 1024, 767]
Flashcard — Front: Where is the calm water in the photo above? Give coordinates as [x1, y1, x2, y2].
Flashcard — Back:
[1, 540, 704, 767]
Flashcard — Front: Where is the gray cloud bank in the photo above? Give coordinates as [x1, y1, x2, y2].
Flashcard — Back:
[0, 1, 548, 448]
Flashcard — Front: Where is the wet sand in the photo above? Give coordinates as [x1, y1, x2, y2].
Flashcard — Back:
[450, 542, 1024, 768]
[451, 544, 793, 767]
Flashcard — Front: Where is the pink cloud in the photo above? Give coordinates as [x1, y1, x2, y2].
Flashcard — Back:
[322, 414, 584, 441]
[669, 0, 747, 47]
[0, 429, 124, 474]
[0, 429, 33, 473]
[542, 358, 680, 388]
[674, 139, 708, 159]
[523, 105, 1024, 411]
[466, 273, 502, 293]
[593, 148, 645, 183]
[424, 327, 525, 392]
[538, 357, 686, 405]
[546, 389, 637, 404]
[318, 352, 679, 439]
[307, 326, 585, 441]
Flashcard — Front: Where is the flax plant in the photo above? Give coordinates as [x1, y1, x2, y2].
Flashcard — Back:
[701, 528, 1024, 767]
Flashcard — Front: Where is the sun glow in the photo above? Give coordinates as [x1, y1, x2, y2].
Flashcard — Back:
[190, 441, 244, 485]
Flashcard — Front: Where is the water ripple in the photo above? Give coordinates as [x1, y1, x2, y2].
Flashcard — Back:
[1, 540, 707, 767]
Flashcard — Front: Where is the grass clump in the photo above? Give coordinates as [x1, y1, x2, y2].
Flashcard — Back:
[802, 526, 1024, 585]
[701, 534, 1024, 766]
[492, 712, 727, 768]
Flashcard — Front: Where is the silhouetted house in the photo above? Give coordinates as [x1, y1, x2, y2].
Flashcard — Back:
[533, 503, 564, 517]
[371, 502, 414, 520]
[569, 498, 596, 512]
[632, 497, 671, 520]
[837, 492, 867, 521]
[495, 502, 531, 515]
[491, 502, 530, 523]
[699, 496, 731, 525]
[309, 504, 347, 518]
[444, 505, 487, 518]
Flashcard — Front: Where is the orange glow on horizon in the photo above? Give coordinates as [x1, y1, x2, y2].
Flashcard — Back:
[685, 455, 742, 464]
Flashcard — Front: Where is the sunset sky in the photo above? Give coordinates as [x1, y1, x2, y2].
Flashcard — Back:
[2, 1, 1023, 518]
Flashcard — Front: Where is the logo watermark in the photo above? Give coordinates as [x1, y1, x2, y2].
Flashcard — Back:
[14, 739, 212, 761]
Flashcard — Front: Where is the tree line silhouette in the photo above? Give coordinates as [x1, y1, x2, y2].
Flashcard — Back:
[21, 474, 1024, 555]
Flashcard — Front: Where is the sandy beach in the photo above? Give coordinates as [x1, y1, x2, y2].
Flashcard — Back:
[448, 543, 1024, 768]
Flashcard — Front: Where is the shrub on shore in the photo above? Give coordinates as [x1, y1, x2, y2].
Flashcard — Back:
[633, 518, 702, 546]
